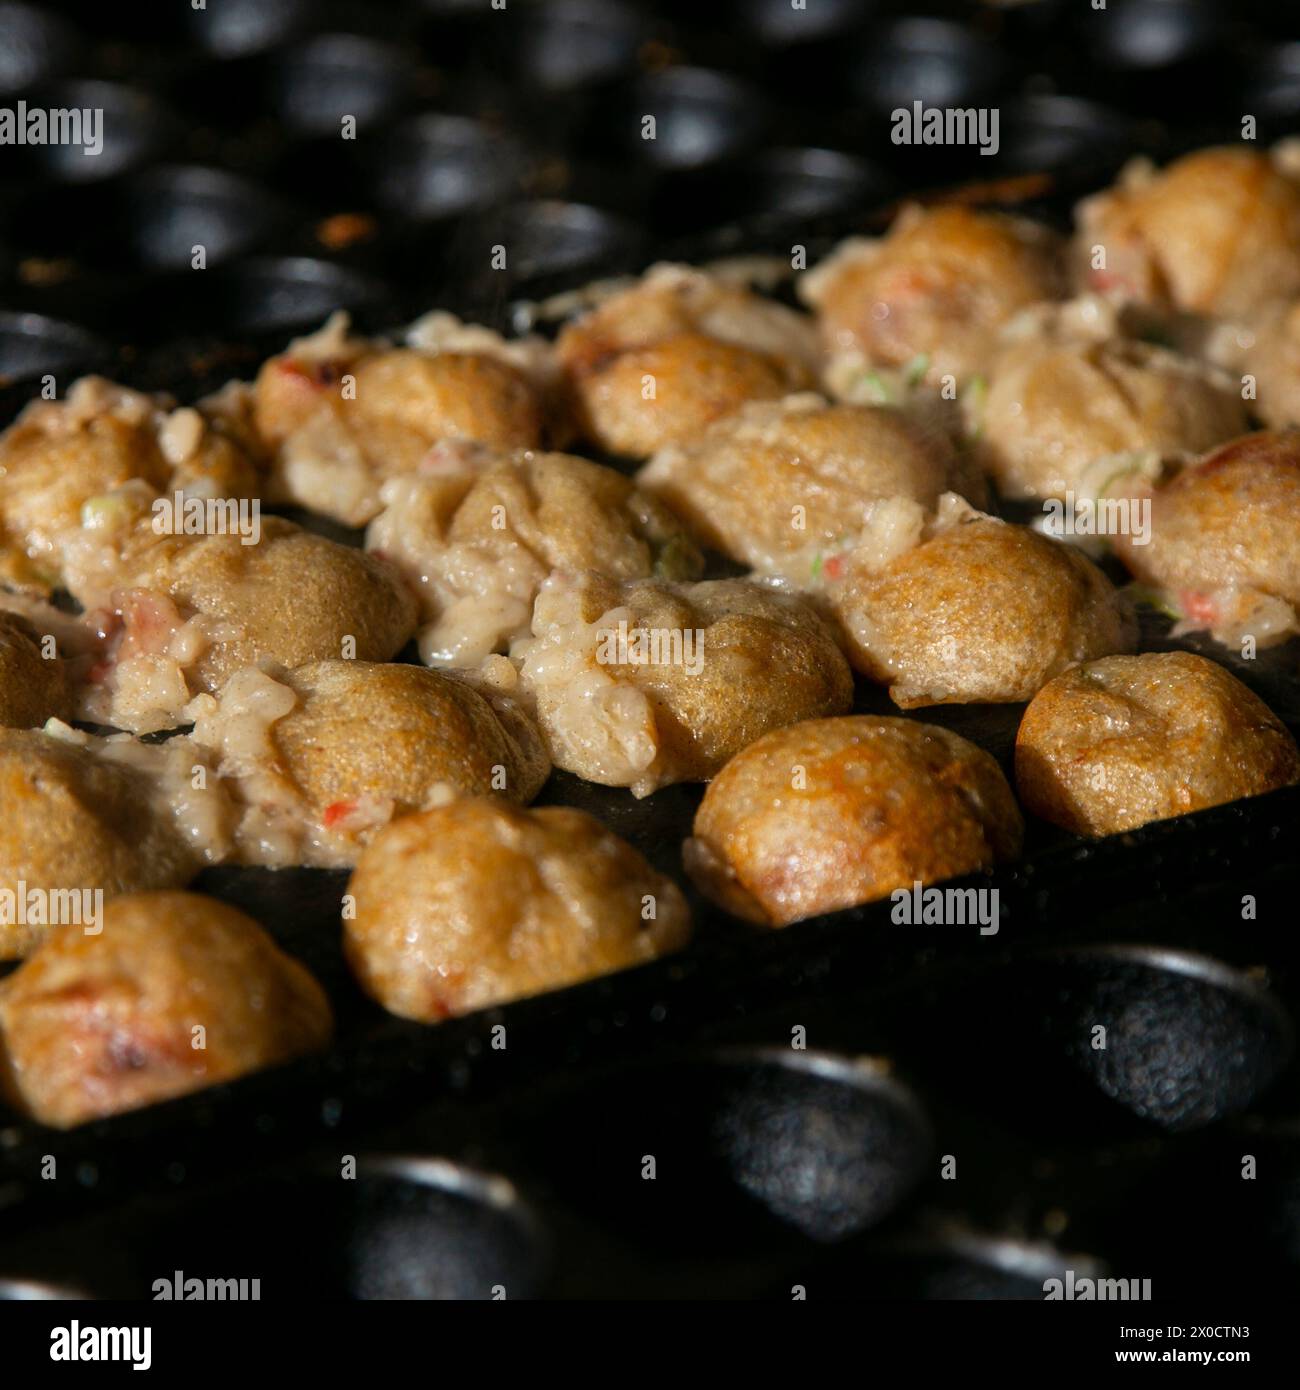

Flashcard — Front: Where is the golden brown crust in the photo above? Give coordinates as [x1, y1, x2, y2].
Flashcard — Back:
[0, 890, 332, 1128]
[828, 515, 1137, 706]
[564, 331, 803, 458]
[344, 799, 691, 1020]
[351, 350, 544, 453]
[430, 450, 701, 583]
[515, 572, 854, 796]
[1073, 147, 1300, 318]
[118, 516, 418, 690]
[0, 730, 214, 959]
[801, 206, 1064, 386]
[974, 335, 1248, 500]
[636, 394, 982, 575]
[253, 340, 549, 525]
[0, 379, 260, 594]
[0, 612, 73, 728]
[1247, 296, 1300, 429]
[1112, 431, 1300, 611]
[271, 660, 550, 814]
[1014, 652, 1300, 836]
[556, 265, 819, 457]
[685, 715, 1024, 927]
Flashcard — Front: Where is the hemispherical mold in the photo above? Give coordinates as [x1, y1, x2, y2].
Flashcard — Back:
[668, 146, 891, 235]
[917, 946, 1294, 1136]
[791, 1228, 1111, 1301]
[851, 18, 1009, 118]
[0, 2, 80, 97]
[527, 1046, 932, 1248]
[445, 198, 646, 304]
[0, 1277, 93, 1300]
[367, 114, 527, 221]
[180, 256, 394, 335]
[990, 95, 1138, 180]
[1082, 0, 1230, 73]
[108, 165, 290, 272]
[738, 0, 873, 47]
[270, 33, 420, 137]
[135, 1155, 547, 1300]
[584, 67, 768, 171]
[491, 0, 649, 92]
[181, 0, 310, 58]
[17, 80, 173, 184]
[0, 311, 110, 383]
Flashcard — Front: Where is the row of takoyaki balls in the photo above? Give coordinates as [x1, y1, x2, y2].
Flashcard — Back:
[2, 143, 1300, 1128]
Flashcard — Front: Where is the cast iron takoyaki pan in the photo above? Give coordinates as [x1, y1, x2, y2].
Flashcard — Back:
[1, 0, 1299, 1300]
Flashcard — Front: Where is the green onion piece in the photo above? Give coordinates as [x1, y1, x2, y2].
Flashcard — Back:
[1125, 583, 1182, 621]
[653, 534, 700, 581]
[960, 374, 988, 441]
[860, 371, 893, 405]
[902, 353, 931, 387]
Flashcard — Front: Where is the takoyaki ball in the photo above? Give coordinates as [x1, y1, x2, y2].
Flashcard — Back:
[971, 329, 1248, 501]
[1241, 297, 1300, 429]
[0, 612, 73, 727]
[555, 263, 821, 457]
[253, 312, 550, 525]
[636, 392, 984, 581]
[825, 497, 1137, 707]
[800, 205, 1065, 392]
[1111, 431, 1300, 648]
[685, 716, 1023, 928]
[0, 724, 232, 959]
[1073, 147, 1300, 319]
[0, 891, 332, 1128]
[510, 571, 853, 798]
[367, 449, 703, 667]
[344, 798, 691, 1021]
[73, 515, 418, 734]
[251, 311, 372, 447]
[188, 660, 549, 867]
[0, 377, 259, 594]
[1015, 653, 1300, 837]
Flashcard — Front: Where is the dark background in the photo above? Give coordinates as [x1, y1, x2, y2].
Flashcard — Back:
[3, 0, 1300, 373]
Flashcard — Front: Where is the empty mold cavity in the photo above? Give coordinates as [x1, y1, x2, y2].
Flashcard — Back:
[136, 1155, 547, 1300]
[529, 1047, 932, 1247]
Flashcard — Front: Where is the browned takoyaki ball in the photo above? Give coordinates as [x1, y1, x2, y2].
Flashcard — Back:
[1073, 147, 1300, 319]
[0, 726, 231, 959]
[685, 716, 1023, 928]
[0, 612, 73, 727]
[800, 205, 1064, 389]
[188, 660, 550, 866]
[1111, 431, 1300, 647]
[72, 515, 418, 733]
[0, 891, 332, 1128]
[555, 263, 821, 457]
[1242, 297, 1300, 429]
[971, 333, 1248, 501]
[511, 571, 853, 798]
[344, 799, 691, 1021]
[0, 377, 260, 594]
[826, 503, 1136, 707]
[367, 448, 703, 666]
[636, 393, 983, 579]
[255, 326, 548, 526]
[123, 518, 419, 686]
[1015, 653, 1300, 837]
[251, 312, 371, 447]
[269, 661, 549, 811]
